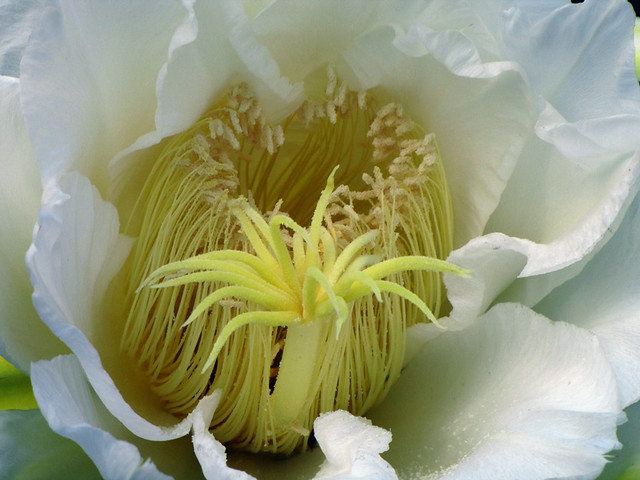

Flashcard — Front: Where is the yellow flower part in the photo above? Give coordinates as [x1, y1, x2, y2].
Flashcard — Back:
[119, 68, 464, 454]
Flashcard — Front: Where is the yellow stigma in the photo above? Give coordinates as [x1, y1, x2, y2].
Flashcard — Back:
[120, 68, 462, 454]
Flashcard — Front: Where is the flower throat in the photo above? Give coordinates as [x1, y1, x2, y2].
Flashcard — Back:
[120, 68, 460, 454]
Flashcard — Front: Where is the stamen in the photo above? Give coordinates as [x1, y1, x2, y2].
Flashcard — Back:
[119, 68, 459, 454]
[139, 170, 465, 451]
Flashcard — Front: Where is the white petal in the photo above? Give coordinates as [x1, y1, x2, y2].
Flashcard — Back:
[25, 172, 213, 442]
[0, 0, 41, 77]
[190, 391, 256, 480]
[501, 0, 640, 157]
[339, 22, 533, 248]
[443, 233, 528, 332]
[536, 192, 640, 407]
[535, 100, 640, 162]
[155, 0, 302, 138]
[250, 1, 533, 248]
[444, 159, 637, 332]
[313, 411, 397, 480]
[251, 0, 503, 82]
[0, 75, 65, 371]
[486, 131, 640, 277]
[368, 304, 620, 480]
[27, 172, 132, 338]
[0, 408, 101, 479]
[109, 0, 303, 211]
[31, 355, 173, 480]
[486, 0, 640, 276]
[219, 413, 395, 480]
[19, 0, 186, 189]
[251, 0, 382, 83]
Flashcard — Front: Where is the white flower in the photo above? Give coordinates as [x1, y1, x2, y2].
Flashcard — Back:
[1, 0, 640, 479]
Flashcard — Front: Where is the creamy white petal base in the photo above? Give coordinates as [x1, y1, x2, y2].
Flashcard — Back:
[368, 304, 620, 480]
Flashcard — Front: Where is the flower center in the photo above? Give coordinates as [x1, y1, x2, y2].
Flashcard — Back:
[119, 68, 460, 454]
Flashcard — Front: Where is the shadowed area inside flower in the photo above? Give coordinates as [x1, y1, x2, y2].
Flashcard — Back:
[118, 68, 467, 455]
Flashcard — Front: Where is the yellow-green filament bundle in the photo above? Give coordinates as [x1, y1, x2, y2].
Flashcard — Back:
[120, 69, 460, 454]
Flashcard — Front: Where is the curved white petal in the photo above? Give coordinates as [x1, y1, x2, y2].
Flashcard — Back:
[445, 151, 639, 332]
[30, 354, 207, 479]
[313, 411, 396, 480]
[442, 233, 528, 332]
[368, 304, 620, 480]
[31, 355, 173, 480]
[191, 390, 256, 480]
[486, 0, 640, 276]
[0, 75, 66, 371]
[0, 408, 101, 479]
[501, 0, 640, 157]
[341, 23, 533, 249]
[409, 232, 531, 357]
[155, 0, 302, 138]
[108, 0, 304, 217]
[217, 413, 396, 480]
[251, 0, 382, 84]
[249, 0, 533, 248]
[25, 172, 215, 443]
[19, 0, 186, 190]
[251, 0, 504, 82]
[536, 192, 640, 408]
[535, 101, 640, 162]
[0, 0, 42, 77]
[486, 133, 640, 277]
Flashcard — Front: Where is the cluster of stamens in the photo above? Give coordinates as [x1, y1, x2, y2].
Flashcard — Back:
[120, 67, 460, 454]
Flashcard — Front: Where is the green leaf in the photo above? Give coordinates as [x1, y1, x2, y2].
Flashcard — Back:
[0, 356, 38, 410]
[620, 465, 640, 480]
